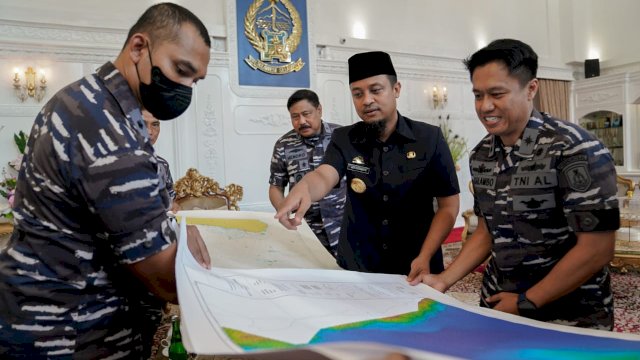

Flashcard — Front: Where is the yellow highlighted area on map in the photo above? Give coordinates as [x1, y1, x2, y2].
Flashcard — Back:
[176, 216, 268, 233]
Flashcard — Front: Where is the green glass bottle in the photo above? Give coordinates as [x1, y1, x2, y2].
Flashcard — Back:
[168, 315, 189, 360]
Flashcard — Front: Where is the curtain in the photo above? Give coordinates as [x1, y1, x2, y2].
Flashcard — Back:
[534, 78, 571, 121]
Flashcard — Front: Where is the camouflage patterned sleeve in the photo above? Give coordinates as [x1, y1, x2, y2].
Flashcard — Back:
[557, 128, 620, 232]
[165, 164, 175, 200]
[269, 140, 288, 188]
[66, 107, 175, 264]
[157, 155, 175, 201]
[468, 146, 485, 219]
[320, 128, 347, 178]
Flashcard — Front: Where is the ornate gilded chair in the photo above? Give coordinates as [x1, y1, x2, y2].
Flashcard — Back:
[612, 175, 640, 272]
[616, 175, 635, 199]
[174, 168, 243, 211]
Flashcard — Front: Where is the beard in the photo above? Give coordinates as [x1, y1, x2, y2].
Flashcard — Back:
[361, 118, 387, 139]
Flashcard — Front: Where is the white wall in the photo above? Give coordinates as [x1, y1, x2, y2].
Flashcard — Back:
[311, 0, 571, 68]
[0, 0, 637, 225]
[568, 0, 640, 69]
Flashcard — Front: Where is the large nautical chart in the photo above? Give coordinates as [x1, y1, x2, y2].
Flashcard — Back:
[175, 210, 640, 360]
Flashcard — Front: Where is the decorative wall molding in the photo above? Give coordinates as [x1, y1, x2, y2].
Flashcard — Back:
[577, 89, 623, 107]
[316, 44, 574, 82]
[602, 61, 640, 76]
[322, 79, 350, 125]
[199, 94, 222, 177]
[0, 19, 229, 66]
[234, 105, 290, 134]
[573, 73, 629, 91]
[0, 19, 125, 47]
[573, 72, 635, 131]
[247, 114, 290, 128]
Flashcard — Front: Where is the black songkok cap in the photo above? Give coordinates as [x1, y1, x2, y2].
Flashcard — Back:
[348, 51, 397, 84]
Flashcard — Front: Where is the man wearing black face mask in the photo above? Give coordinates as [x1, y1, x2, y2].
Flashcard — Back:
[0, 3, 211, 358]
[137, 45, 194, 120]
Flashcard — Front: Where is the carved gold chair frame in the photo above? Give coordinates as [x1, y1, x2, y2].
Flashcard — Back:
[174, 168, 243, 211]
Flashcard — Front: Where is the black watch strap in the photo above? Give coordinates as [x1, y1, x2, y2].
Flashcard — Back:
[517, 292, 538, 317]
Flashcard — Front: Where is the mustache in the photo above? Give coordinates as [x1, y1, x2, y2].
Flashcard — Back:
[299, 124, 312, 130]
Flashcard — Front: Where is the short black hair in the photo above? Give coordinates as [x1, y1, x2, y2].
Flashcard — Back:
[287, 89, 320, 110]
[463, 39, 537, 87]
[124, 2, 211, 50]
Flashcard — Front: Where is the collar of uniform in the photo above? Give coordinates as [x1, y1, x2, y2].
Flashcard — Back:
[352, 112, 415, 144]
[488, 109, 545, 158]
[96, 62, 146, 134]
[394, 112, 417, 142]
[514, 109, 544, 157]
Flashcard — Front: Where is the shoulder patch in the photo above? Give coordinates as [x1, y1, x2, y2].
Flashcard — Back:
[560, 160, 591, 192]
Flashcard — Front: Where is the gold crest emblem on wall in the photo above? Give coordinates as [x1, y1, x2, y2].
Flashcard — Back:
[244, 0, 305, 75]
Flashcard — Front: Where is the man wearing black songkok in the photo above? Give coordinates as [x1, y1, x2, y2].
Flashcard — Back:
[275, 51, 460, 279]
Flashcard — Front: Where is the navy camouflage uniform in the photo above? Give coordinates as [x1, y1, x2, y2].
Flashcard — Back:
[471, 109, 620, 330]
[0, 62, 175, 358]
[157, 155, 175, 201]
[270, 121, 347, 255]
[322, 113, 460, 275]
[137, 156, 174, 358]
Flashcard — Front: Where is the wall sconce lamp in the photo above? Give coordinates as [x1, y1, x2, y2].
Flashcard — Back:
[13, 67, 47, 102]
[432, 85, 447, 109]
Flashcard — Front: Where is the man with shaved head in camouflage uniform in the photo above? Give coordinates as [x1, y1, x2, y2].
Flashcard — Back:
[415, 39, 620, 330]
[0, 3, 212, 358]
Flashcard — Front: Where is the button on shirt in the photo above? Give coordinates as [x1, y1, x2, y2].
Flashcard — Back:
[322, 113, 460, 275]
[0, 62, 174, 358]
[471, 110, 620, 329]
[269, 121, 347, 253]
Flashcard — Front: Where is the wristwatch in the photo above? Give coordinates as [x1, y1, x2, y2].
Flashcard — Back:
[517, 292, 538, 317]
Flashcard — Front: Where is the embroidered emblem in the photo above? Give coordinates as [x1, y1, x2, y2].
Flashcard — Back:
[518, 128, 539, 155]
[284, 147, 306, 161]
[559, 156, 591, 192]
[517, 158, 552, 173]
[513, 193, 556, 211]
[471, 160, 496, 175]
[243, 0, 305, 75]
[532, 144, 551, 160]
[511, 172, 558, 189]
[297, 159, 310, 171]
[352, 156, 365, 164]
[473, 175, 497, 190]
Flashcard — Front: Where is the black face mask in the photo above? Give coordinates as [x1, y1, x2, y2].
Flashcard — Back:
[136, 47, 193, 120]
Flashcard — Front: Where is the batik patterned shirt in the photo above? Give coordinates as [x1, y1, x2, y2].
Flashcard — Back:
[0, 62, 174, 358]
[471, 110, 620, 330]
[269, 121, 346, 255]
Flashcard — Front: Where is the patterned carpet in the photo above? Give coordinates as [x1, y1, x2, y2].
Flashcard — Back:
[442, 241, 640, 334]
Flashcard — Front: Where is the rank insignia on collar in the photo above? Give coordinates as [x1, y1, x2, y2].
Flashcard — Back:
[406, 151, 416, 159]
[352, 156, 365, 164]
